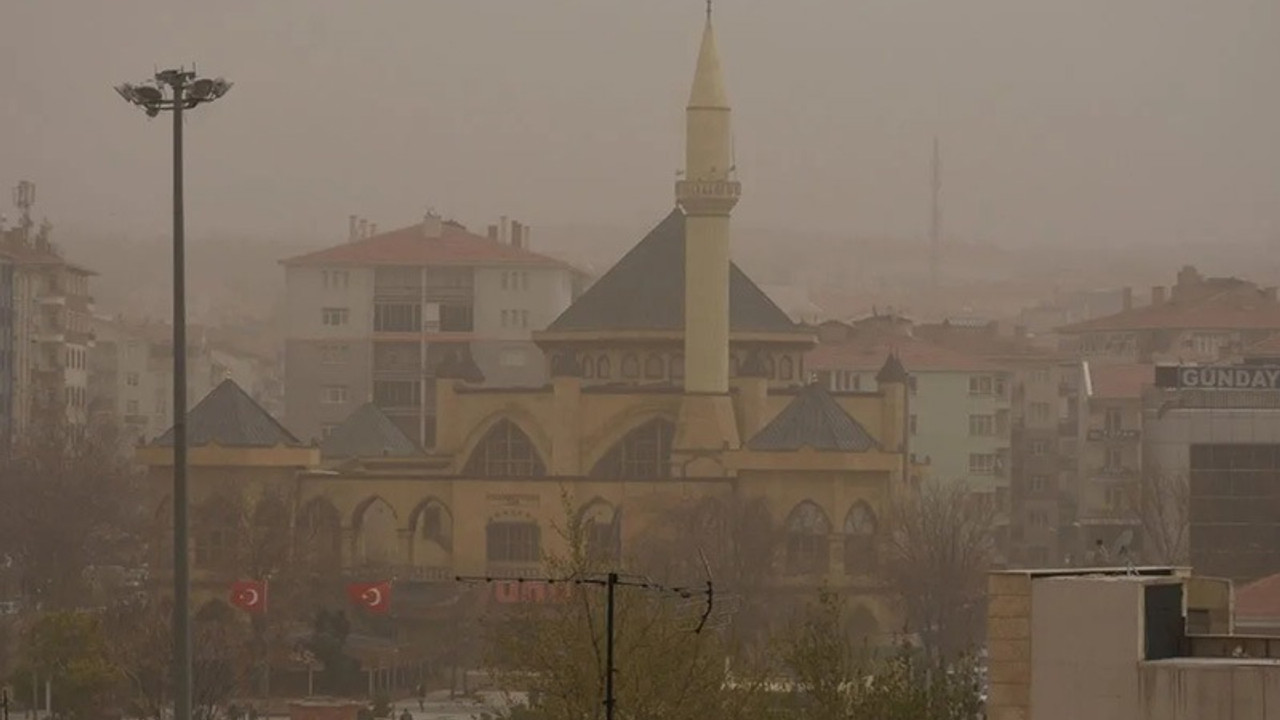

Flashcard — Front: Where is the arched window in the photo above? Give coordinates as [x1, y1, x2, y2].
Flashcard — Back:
[671, 354, 685, 380]
[194, 496, 240, 570]
[597, 355, 612, 380]
[590, 418, 675, 479]
[411, 499, 453, 566]
[765, 354, 777, 379]
[621, 353, 640, 379]
[298, 498, 342, 567]
[463, 419, 546, 477]
[785, 501, 831, 575]
[581, 501, 620, 563]
[486, 518, 541, 563]
[643, 354, 665, 380]
[355, 497, 398, 567]
[843, 502, 878, 575]
[779, 355, 795, 381]
[250, 495, 290, 573]
[582, 355, 596, 379]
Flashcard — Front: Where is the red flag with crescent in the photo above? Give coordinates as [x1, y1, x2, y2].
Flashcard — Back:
[230, 580, 268, 614]
[347, 581, 392, 614]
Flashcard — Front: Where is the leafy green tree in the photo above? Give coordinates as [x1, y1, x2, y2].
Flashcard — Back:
[17, 610, 119, 720]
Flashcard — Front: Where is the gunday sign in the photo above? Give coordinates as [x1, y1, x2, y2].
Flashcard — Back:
[1157, 365, 1280, 390]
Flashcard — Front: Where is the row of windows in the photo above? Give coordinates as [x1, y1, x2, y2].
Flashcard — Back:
[322, 307, 349, 326]
[500, 271, 530, 292]
[968, 375, 1008, 396]
[500, 309, 529, 328]
[322, 270, 350, 290]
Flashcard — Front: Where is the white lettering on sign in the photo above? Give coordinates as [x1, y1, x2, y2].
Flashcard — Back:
[1178, 367, 1280, 389]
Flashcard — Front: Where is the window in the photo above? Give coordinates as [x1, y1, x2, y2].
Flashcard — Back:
[1106, 446, 1124, 470]
[785, 501, 831, 575]
[1030, 439, 1049, 456]
[969, 376, 993, 395]
[969, 414, 995, 437]
[621, 354, 640, 379]
[374, 303, 420, 332]
[126, 400, 139, 415]
[643, 354, 664, 379]
[1105, 407, 1123, 432]
[486, 520, 541, 563]
[373, 380, 420, 408]
[463, 420, 547, 477]
[500, 272, 509, 290]
[1030, 475, 1048, 493]
[439, 304, 474, 332]
[1031, 402, 1051, 422]
[521, 272, 530, 291]
[909, 414, 918, 435]
[597, 355, 612, 379]
[582, 503, 619, 563]
[1029, 510, 1049, 527]
[126, 372, 140, 387]
[1030, 368, 1051, 384]
[321, 307, 349, 326]
[416, 502, 450, 546]
[590, 418, 675, 479]
[320, 344, 349, 365]
[520, 310, 529, 328]
[501, 310, 510, 327]
[779, 355, 795, 381]
[322, 385, 348, 404]
[843, 503, 877, 575]
[969, 453, 996, 474]
[321, 424, 338, 439]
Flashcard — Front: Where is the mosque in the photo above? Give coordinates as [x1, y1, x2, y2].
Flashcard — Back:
[136, 7, 913, 671]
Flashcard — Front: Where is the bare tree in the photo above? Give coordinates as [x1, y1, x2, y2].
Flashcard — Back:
[1124, 465, 1190, 565]
[0, 406, 141, 610]
[882, 480, 996, 662]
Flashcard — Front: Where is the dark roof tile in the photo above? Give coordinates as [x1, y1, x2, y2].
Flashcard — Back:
[152, 379, 301, 448]
[546, 209, 799, 335]
[747, 383, 880, 452]
[320, 403, 422, 460]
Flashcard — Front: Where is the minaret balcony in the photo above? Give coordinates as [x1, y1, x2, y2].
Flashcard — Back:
[676, 179, 741, 215]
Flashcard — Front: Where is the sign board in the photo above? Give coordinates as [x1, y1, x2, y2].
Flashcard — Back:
[1154, 365, 1280, 390]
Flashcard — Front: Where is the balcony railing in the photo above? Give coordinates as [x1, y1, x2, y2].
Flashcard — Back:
[1094, 466, 1138, 479]
[1087, 428, 1141, 442]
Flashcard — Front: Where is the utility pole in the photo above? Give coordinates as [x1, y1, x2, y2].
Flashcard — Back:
[457, 571, 717, 720]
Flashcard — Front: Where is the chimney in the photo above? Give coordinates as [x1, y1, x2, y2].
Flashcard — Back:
[358, 218, 368, 240]
[368, 222, 377, 237]
[511, 220, 524, 248]
[422, 211, 443, 239]
[1152, 286, 1166, 305]
[487, 224, 499, 241]
[500, 215, 509, 244]
[348, 215, 358, 243]
[1122, 287, 1133, 311]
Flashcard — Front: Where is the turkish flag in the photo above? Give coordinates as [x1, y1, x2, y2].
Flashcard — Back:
[347, 581, 391, 614]
[230, 580, 268, 614]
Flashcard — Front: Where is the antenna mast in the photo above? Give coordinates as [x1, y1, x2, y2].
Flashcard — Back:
[12, 180, 35, 246]
[929, 138, 941, 300]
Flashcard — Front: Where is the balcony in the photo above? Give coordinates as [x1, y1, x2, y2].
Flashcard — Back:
[1087, 428, 1141, 442]
[1094, 466, 1138, 480]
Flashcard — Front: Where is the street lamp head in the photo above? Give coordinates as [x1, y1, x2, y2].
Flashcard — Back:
[115, 82, 165, 114]
[188, 77, 233, 103]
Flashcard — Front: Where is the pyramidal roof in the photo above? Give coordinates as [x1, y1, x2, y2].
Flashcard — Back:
[152, 379, 302, 448]
[546, 209, 798, 335]
[321, 403, 422, 460]
[747, 383, 880, 452]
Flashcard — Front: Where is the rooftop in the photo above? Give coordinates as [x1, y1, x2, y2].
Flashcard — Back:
[280, 220, 575, 270]
[152, 379, 302, 448]
[808, 325, 1003, 373]
[747, 382, 880, 452]
[321, 403, 421, 460]
[545, 209, 801, 336]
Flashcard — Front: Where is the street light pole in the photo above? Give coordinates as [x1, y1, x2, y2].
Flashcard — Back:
[116, 69, 231, 720]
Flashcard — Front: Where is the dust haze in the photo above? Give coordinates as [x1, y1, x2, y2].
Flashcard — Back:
[3, 0, 1280, 320]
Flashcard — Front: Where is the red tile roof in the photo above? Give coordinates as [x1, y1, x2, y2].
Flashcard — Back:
[281, 222, 573, 269]
[1236, 572, 1280, 619]
[808, 333, 1003, 373]
[1058, 289, 1280, 333]
[1087, 363, 1153, 399]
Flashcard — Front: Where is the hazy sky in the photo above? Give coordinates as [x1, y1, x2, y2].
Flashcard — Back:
[2, 0, 1278, 250]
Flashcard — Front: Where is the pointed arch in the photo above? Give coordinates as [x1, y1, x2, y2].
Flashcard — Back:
[353, 496, 399, 567]
[409, 497, 453, 567]
[643, 353, 665, 380]
[582, 355, 596, 379]
[463, 418, 547, 477]
[779, 355, 795, 381]
[578, 499, 621, 563]
[590, 417, 675, 479]
[621, 353, 640, 379]
[597, 355, 612, 379]
[843, 501, 878, 575]
[784, 500, 831, 575]
[298, 497, 342, 568]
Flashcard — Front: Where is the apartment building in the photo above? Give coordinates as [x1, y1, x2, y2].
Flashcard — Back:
[0, 252, 13, 459]
[0, 217, 95, 443]
[808, 314, 1013, 498]
[1058, 265, 1280, 366]
[280, 213, 587, 445]
[88, 316, 282, 448]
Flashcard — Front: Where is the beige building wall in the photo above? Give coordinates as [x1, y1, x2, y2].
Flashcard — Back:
[1140, 660, 1280, 720]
